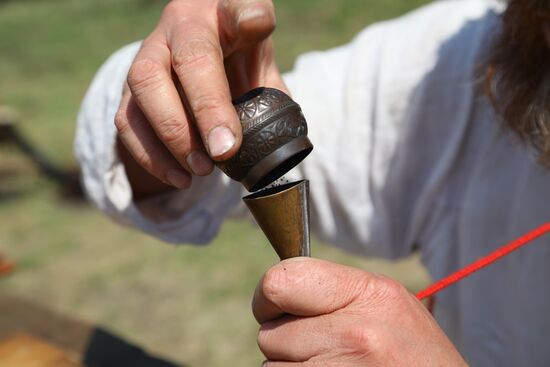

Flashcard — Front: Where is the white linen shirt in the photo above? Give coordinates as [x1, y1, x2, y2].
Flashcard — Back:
[76, 0, 550, 365]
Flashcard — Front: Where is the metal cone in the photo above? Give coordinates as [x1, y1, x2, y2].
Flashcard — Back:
[243, 180, 310, 260]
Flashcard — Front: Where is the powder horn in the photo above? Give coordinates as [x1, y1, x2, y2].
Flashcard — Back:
[216, 87, 313, 259]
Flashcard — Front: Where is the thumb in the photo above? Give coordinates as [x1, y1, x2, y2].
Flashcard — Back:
[218, 0, 276, 53]
[252, 258, 373, 324]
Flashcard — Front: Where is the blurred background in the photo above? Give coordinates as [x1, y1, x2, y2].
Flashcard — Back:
[0, 0, 432, 366]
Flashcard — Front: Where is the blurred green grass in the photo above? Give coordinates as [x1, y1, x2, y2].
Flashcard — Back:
[0, 0, 432, 366]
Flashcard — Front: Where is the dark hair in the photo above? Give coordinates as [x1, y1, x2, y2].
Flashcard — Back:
[485, 0, 550, 164]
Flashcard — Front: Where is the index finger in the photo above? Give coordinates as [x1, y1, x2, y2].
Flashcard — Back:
[169, 15, 242, 161]
[252, 258, 373, 324]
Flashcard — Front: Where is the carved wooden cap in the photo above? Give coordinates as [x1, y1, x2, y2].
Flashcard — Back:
[217, 87, 313, 192]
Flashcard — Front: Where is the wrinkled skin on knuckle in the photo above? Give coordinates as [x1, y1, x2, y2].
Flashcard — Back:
[338, 320, 403, 367]
[127, 58, 165, 94]
[161, 0, 195, 23]
[189, 94, 228, 120]
[156, 117, 188, 145]
[363, 275, 409, 305]
[331, 271, 372, 309]
[341, 324, 379, 359]
[315, 276, 359, 316]
[171, 37, 221, 73]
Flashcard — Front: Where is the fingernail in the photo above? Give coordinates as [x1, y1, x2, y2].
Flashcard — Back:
[238, 7, 266, 24]
[207, 126, 236, 158]
[166, 169, 191, 189]
[261, 361, 268, 367]
[186, 150, 214, 176]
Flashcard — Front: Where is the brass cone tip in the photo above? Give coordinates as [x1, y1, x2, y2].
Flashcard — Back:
[243, 180, 310, 260]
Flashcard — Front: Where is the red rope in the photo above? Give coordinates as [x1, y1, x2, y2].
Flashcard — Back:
[416, 221, 550, 301]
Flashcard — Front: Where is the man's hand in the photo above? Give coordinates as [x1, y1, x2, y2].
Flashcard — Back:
[253, 258, 468, 366]
[115, 0, 286, 196]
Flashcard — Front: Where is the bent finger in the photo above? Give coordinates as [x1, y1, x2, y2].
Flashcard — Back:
[128, 39, 213, 176]
[115, 93, 191, 189]
[169, 18, 242, 160]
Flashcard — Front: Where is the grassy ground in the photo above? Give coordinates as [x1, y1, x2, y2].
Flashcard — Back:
[0, 0, 432, 366]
